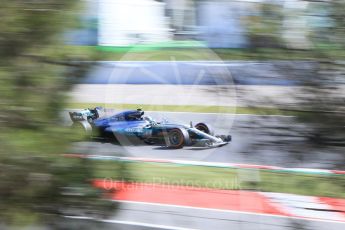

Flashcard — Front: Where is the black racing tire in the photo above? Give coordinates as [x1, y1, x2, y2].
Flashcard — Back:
[195, 122, 214, 136]
[167, 128, 189, 149]
[71, 121, 92, 141]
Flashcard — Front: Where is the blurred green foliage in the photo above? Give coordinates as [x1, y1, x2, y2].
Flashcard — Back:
[322, 0, 345, 49]
[0, 1, 116, 227]
[244, 2, 284, 49]
[294, 1, 345, 152]
[241, 0, 345, 166]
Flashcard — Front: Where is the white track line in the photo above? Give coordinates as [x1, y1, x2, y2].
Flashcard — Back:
[66, 200, 345, 226]
[63, 200, 345, 230]
[115, 200, 345, 224]
[262, 193, 345, 222]
[65, 215, 196, 230]
[84, 155, 344, 175]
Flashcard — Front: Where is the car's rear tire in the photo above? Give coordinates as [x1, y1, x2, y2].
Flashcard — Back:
[71, 121, 92, 141]
[143, 138, 155, 145]
[167, 128, 189, 149]
[195, 122, 214, 136]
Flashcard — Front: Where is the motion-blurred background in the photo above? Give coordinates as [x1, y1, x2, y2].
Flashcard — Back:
[0, 0, 344, 229]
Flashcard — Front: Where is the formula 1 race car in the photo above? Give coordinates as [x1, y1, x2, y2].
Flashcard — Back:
[69, 107, 231, 148]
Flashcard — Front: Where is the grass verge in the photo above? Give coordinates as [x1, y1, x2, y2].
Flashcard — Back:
[68, 102, 295, 116]
[68, 46, 345, 61]
[92, 160, 345, 199]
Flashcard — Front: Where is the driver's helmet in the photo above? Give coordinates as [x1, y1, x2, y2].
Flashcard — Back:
[124, 109, 144, 121]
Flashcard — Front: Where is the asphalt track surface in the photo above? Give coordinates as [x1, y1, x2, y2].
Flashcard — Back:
[65, 202, 345, 230]
[83, 61, 316, 86]
[70, 111, 343, 169]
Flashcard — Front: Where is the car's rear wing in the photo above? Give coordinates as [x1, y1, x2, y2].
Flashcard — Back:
[69, 107, 104, 123]
[69, 111, 87, 122]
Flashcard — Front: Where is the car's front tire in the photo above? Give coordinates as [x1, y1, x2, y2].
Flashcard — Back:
[167, 128, 189, 149]
[195, 122, 214, 136]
